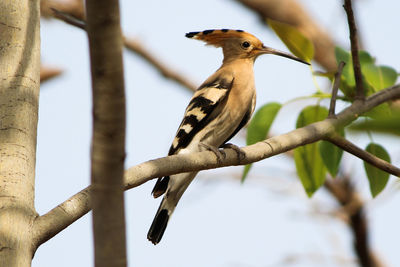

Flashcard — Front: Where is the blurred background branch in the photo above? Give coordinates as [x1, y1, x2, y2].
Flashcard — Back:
[40, 0, 197, 92]
[40, 65, 63, 83]
[235, 0, 337, 71]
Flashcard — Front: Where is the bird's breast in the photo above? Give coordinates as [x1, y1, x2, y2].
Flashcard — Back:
[201, 83, 256, 147]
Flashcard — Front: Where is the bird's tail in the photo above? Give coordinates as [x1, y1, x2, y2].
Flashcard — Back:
[147, 172, 198, 244]
[147, 197, 175, 245]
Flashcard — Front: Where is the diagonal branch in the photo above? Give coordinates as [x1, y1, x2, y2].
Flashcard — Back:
[48, 6, 197, 92]
[32, 83, 400, 248]
[326, 134, 400, 176]
[328, 61, 346, 118]
[325, 178, 385, 267]
[344, 0, 365, 101]
[123, 37, 197, 92]
[51, 7, 85, 29]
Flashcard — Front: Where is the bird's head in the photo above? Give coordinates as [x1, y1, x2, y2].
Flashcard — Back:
[186, 29, 309, 65]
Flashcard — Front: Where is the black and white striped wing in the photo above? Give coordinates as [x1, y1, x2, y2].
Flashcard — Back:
[151, 77, 234, 198]
[169, 77, 234, 155]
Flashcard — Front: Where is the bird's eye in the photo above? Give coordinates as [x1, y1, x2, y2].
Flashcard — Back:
[241, 41, 250, 49]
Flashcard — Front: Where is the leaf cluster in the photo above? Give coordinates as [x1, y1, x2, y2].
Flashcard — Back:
[242, 20, 398, 197]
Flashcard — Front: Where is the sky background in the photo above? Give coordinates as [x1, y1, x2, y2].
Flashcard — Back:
[34, 0, 400, 266]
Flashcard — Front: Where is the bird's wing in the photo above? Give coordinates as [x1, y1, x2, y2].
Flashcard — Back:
[168, 76, 234, 155]
[151, 76, 234, 198]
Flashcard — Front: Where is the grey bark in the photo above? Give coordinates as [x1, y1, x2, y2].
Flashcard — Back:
[0, 1, 41, 266]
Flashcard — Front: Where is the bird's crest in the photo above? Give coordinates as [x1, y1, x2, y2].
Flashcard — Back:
[186, 29, 257, 47]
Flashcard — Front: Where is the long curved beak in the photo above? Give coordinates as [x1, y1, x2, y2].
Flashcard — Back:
[259, 45, 310, 65]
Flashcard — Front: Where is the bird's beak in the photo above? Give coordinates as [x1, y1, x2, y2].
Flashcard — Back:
[258, 45, 310, 65]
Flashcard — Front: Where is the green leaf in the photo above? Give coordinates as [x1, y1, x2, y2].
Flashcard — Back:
[242, 102, 282, 181]
[364, 143, 391, 197]
[295, 105, 328, 128]
[313, 70, 335, 79]
[246, 103, 282, 145]
[335, 47, 355, 98]
[364, 103, 392, 119]
[294, 106, 328, 196]
[242, 165, 252, 182]
[334, 47, 377, 99]
[362, 64, 398, 91]
[268, 19, 314, 62]
[319, 130, 344, 177]
[362, 65, 396, 119]
[350, 112, 400, 136]
[335, 47, 354, 86]
[359, 51, 375, 65]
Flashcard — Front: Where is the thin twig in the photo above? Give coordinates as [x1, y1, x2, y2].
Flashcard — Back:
[123, 37, 197, 92]
[328, 61, 346, 117]
[327, 134, 400, 177]
[343, 0, 364, 101]
[40, 65, 63, 83]
[51, 8, 85, 29]
[41, 0, 84, 19]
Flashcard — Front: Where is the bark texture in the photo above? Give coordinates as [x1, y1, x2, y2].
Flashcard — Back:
[85, 0, 127, 266]
[0, 0, 40, 266]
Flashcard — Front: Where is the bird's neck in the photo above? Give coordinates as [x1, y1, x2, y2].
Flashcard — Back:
[221, 57, 254, 68]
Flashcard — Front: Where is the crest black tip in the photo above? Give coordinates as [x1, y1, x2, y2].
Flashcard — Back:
[185, 31, 200, 38]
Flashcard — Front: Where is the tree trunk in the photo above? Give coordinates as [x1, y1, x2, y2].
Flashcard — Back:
[0, 1, 40, 266]
[85, 0, 128, 266]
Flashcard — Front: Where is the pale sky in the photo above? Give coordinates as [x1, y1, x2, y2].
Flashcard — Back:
[34, 0, 400, 266]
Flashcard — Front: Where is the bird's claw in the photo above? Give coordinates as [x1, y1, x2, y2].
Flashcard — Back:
[220, 143, 246, 162]
[199, 143, 225, 164]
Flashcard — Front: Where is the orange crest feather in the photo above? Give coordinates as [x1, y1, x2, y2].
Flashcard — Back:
[185, 29, 257, 47]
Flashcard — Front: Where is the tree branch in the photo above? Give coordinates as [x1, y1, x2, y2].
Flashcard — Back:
[40, 65, 63, 83]
[32, 83, 400, 248]
[326, 134, 400, 177]
[51, 7, 85, 29]
[343, 0, 365, 101]
[123, 37, 197, 92]
[85, 0, 127, 265]
[328, 61, 346, 118]
[47, 4, 197, 92]
[325, 178, 385, 267]
[41, 0, 84, 19]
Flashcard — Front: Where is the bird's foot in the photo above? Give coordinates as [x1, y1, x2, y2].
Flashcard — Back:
[199, 143, 225, 164]
[220, 143, 246, 162]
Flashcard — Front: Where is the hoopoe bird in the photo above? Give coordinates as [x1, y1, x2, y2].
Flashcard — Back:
[147, 29, 309, 244]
